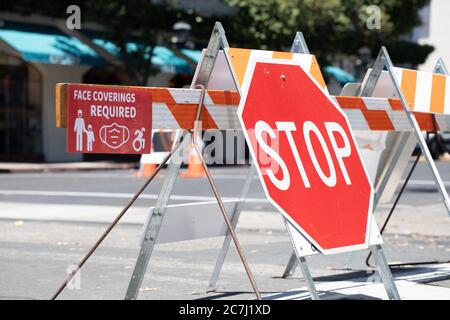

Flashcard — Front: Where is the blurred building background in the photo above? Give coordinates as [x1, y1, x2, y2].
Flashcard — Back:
[0, 15, 202, 162]
[0, 0, 441, 163]
[413, 0, 450, 71]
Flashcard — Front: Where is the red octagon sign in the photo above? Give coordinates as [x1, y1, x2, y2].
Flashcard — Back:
[238, 58, 374, 254]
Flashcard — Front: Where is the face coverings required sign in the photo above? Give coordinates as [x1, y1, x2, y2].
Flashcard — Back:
[66, 84, 152, 154]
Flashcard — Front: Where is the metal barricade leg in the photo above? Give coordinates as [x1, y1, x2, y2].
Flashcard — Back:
[380, 48, 450, 214]
[298, 256, 320, 300]
[125, 133, 188, 300]
[370, 245, 401, 300]
[282, 252, 299, 278]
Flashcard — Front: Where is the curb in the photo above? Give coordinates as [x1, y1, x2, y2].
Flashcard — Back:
[0, 162, 137, 173]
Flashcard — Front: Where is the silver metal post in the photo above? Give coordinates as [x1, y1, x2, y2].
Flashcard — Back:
[283, 219, 320, 299]
[342, 56, 407, 270]
[298, 256, 319, 300]
[282, 252, 299, 278]
[125, 132, 188, 300]
[194, 22, 229, 87]
[358, 49, 388, 97]
[290, 32, 310, 54]
[434, 57, 449, 75]
[370, 245, 401, 300]
[188, 21, 243, 291]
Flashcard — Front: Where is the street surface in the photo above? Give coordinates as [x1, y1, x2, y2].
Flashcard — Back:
[0, 162, 449, 300]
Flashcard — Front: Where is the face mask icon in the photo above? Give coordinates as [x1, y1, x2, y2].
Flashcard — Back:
[99, 123, 130, 149]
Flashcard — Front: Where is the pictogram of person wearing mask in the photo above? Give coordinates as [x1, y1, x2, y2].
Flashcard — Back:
[74, 109, 86, 151]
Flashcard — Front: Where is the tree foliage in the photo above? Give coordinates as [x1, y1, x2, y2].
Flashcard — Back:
[0, 0, 434, 82]
[0, 0, 216, 85]
[222, 0, 433, 66]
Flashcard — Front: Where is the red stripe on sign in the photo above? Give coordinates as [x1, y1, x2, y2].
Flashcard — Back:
[153, 88, 177, 104]
[335, 96, 367, 110]
[388, 98, 403, 110]
[363, 110, 395, 131]
[208, 90, 240, 105]
[167, 104, 218, 130]
[414, 112, 439, 131]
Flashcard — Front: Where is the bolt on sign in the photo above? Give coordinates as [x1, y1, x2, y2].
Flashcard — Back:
[238, 57, 375, 255]
[66, 84, 152, 154]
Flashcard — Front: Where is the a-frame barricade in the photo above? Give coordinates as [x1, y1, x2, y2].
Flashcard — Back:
[282, 49, 450, 279]
[52, 22, 450, 301]
[195, 23, 399, 300]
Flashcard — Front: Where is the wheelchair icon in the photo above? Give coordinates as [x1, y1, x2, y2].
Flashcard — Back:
[133, 128, 146, 152]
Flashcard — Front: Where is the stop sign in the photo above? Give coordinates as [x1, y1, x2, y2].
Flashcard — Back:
[238, 58, 374, 254]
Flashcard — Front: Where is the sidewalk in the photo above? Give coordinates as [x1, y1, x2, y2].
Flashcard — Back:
[0, 161, 136, 173]
[1, 153, 449, 173]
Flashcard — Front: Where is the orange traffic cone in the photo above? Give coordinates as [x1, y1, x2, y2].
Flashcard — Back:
[181, 144, 206, 178]
[135, 131, 158, 177]
[135, 161, 157, 177]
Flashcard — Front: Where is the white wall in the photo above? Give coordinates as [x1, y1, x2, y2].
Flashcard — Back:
[415, 0, 450, 71]
[36, 63, 90, 162]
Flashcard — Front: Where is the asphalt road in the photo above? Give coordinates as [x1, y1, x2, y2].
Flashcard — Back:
[0, 162, 449, 300]
[1, 219, 449, 300]
[0, 162, 449, 209]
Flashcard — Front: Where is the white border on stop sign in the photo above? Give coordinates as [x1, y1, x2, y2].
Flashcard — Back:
[285, 215, 382, 257]
[236, 54, 380, 255]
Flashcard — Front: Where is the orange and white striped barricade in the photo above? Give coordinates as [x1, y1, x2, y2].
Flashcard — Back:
[54, 74, 450, 300]
[281, 39, 386, 280]
[267, 50, 450, 282]
[188, 24, 401, 300]
[353, 49, 450, 215]
[288, 56, 450, 277]
[233, 46, 401, 299]
[55, 81, 263, 299]
[118, 24, 336, 299]
[343, 53, 450, 273]
[54, 23, 450, 301]
[190, 28, 330, 298]
[56, 85, 450, 133]
[195, 26, 450, 300]
[371, 59, 450, 207]
[336, 61, 450, 210]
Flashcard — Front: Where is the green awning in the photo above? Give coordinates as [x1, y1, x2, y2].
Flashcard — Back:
[0, 21, 104, 66]
[0, 21, 202, 73]
[324, 65, 356, 85]
[90, 35, 200, 74]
